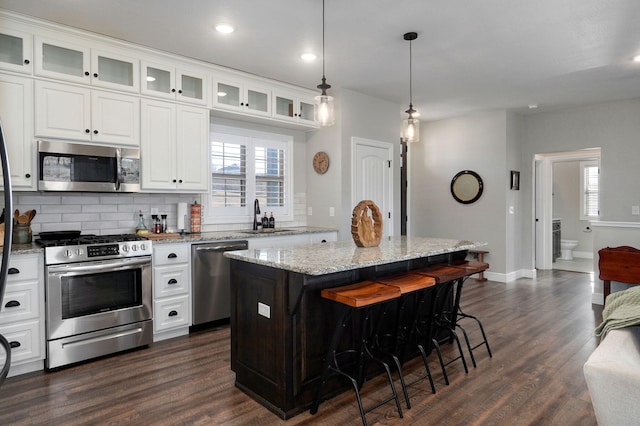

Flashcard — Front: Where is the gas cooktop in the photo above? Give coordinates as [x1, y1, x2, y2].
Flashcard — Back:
[36, 233, 147, 247]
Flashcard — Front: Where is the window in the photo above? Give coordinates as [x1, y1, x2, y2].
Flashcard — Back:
[580, 161, 599, 221]
[206, 125, 292, 224]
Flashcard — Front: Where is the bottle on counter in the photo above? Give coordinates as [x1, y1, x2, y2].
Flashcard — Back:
[161, 214, 167, 233]
[268, 212, 275, 229]
[152, 214, 161, 234]
[135, 210, 149, 235]
[262, 212, 269, 229]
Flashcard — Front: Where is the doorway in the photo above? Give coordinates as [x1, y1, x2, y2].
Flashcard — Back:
[533, 149, 601, 271]
[352, 137, 394, 237]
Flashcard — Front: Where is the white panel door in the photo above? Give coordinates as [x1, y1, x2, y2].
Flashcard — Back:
[353, 137, 393, 237]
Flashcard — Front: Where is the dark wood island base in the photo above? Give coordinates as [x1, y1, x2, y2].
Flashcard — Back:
[227, 237, 479, 419]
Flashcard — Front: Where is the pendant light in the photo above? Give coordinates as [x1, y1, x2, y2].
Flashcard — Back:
[314, 0, 335, 126]
[401, 32, 420, 143]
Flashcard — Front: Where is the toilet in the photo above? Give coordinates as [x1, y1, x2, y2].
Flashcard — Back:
[560, 240, 579, 260]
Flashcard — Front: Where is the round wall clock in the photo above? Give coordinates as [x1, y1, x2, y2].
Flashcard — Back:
[451, 170, 483, 204]
[313, 151, 330, 174]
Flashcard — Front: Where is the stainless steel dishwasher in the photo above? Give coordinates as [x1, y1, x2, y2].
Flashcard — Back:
[191, 240, 248, 325]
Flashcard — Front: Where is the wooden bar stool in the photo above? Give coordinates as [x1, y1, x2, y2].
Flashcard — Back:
[414, 264, 471, 381]
[374, 273, 437, 408]
[310, 281, 404, 425]
[448, 260, 493, 368]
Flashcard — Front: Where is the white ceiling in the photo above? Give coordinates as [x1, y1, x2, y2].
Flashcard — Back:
[3, 0, 640, 120]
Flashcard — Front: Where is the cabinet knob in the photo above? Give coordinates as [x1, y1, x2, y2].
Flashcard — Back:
[168, 278, 178, 285]
[178, 90, 182, 94]
[84, 71, 90, 76]
[85, 129, 91, 133]
[25, 173, 31, 179]
[178, 179, 183, 183]
[5, 300, 20, 308]
[24, 59, 30, 65]
[171, 88, 176, 93]
[8, 267, 19, 275]
[168, 310, 178, 317]
[93, 130, 99, 134]
[93, 73, 98, 78]
[172, 179, 177, 183]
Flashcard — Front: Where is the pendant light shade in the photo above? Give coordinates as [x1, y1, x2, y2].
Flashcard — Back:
[401, 32, 419, 143]
[314, 0, 335, 126]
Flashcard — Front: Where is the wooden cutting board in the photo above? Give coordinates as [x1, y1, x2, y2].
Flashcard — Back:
[144, 233, 182, 240]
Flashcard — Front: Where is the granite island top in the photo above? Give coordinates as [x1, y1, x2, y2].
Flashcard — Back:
[224, 236, 482, 275]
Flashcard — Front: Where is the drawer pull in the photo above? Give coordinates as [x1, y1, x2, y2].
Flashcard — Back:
[168, 278, 178, 285]
[4, 300, 20, 308]
[168, 253, 177, 259]
[168, 310, 178, 317]
[9, 341, 21, 349]
[8, 268, 19, 275]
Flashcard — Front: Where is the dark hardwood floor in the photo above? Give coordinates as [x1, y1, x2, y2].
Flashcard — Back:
[0, 270, 602, 425]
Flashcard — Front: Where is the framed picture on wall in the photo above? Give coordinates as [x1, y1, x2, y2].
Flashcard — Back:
[510, 170, 520, 190]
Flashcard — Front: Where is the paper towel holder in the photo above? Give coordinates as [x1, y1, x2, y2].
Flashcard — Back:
[177, 202, 188, 234]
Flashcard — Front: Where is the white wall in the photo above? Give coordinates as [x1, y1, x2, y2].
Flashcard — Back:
[410, 110, 514, 278]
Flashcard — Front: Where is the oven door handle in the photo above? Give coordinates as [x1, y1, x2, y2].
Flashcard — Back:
[47, 257, 150, 275]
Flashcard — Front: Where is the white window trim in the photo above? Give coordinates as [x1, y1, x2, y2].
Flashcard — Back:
[204, 124, 293, 225]
[580, 160, 599, 221]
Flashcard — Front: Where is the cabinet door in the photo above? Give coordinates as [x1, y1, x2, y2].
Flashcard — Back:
[140, 99, 176, 190]
[91, 49, 139, 92]
[245, 84, 271, 117]
[141, 61, 175, 100]
[35, 80, 91, 141]
[213, 78, 243, 112]
[91, 90, 140, 146]
[273, 92, 296, 122]
[35, 36, 90, 84]
[176, 69, 208, 106]
[297, 96, 317, 125]
[0, 74, 35, 189]
[176, 105, 209, 191]
[0, 28, 33, 74]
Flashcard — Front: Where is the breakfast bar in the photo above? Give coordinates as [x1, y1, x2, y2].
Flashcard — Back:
[225, 236, 479, 419]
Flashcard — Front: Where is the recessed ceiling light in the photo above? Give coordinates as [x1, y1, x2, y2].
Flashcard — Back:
[301, 52, 317, 61]
[633, 55, 640, 63]
[216, 24, 235, 34]
[528, 104, 538, 109]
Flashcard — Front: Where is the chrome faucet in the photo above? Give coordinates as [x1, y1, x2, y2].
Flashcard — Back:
[253, 199, 261, 230]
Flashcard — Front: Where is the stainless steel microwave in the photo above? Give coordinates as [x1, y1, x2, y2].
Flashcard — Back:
[37, 140, 140, 192]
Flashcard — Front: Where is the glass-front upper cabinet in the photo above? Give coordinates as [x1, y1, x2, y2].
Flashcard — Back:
[141, 61, 208, 105]
[272, 90, 317, 127]
[35, 36, 139, 92]
[212, 75, 271, 117]
[0, 28, 33, 74]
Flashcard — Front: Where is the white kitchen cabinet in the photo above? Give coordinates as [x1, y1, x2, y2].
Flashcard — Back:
[152, 243, 191, 341]
[212, 75, 271, 117]
[35, 80, 140, 146]
[0, 28, 33, 74]
[272, 90, 318, 127]
[140, 98, 208, 192]
[141, 61, 208, 105]
[308, 231, 338, 244]
[0, 74, 35, 189]
[35, 36, 139, 92]
[0, 254, 45, 377]
[247, 231, 337, 250]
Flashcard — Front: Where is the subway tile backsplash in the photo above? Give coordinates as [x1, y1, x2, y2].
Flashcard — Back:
[10, 191, 308, 236]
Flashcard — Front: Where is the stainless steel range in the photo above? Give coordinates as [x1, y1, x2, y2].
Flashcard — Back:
[39, 234, 152, 369]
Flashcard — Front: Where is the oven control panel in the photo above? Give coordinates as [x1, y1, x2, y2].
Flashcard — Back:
[88, 244, 120, 257]
[44, 241, 152, 265]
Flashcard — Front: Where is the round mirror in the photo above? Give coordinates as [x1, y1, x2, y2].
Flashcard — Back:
[451, 170, 483, 204]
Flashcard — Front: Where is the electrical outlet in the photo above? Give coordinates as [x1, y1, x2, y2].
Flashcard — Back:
[258, 302, 270, 319]
[150, 207, 159, 215]
[632, 205, 640, 215]
[308, 206, 313, 216]
[329, 207, 335, 217]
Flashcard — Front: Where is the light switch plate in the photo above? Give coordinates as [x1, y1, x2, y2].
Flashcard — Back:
[258, 302, 270, 319]
[329, 207, 335, 217]
[632, 205, 640, 215]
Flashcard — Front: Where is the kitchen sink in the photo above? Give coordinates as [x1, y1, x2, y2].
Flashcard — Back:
[239, 229, 293, 234]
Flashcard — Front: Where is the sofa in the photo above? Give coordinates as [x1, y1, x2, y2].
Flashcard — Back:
[583, 326, 640, 426]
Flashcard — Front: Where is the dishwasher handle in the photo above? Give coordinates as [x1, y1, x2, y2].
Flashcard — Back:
[193, 241, 248, 252]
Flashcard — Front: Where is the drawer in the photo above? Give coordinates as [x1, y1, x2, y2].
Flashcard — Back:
[0, 281, 40, 324]
[153, 266, 190, 297]
[0, 319, 43, 364]
[154, 295, 190, 332]
[6, 257, 40, 283]
[153, 244, 190, 267]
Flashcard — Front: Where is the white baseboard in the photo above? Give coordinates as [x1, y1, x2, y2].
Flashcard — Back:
[484, 269, 536, 283]
[573, 251, 594, 259]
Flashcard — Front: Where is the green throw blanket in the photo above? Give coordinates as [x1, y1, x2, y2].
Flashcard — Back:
[595, 285, 640, 338]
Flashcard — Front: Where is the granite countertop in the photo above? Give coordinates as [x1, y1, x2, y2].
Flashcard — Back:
[224, 236, 482, 275]
[1, 226, 337, 254]
[149, 226, 337, 244]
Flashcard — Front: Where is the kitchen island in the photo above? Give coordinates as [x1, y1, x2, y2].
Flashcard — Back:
[225, 236, 479, 419]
